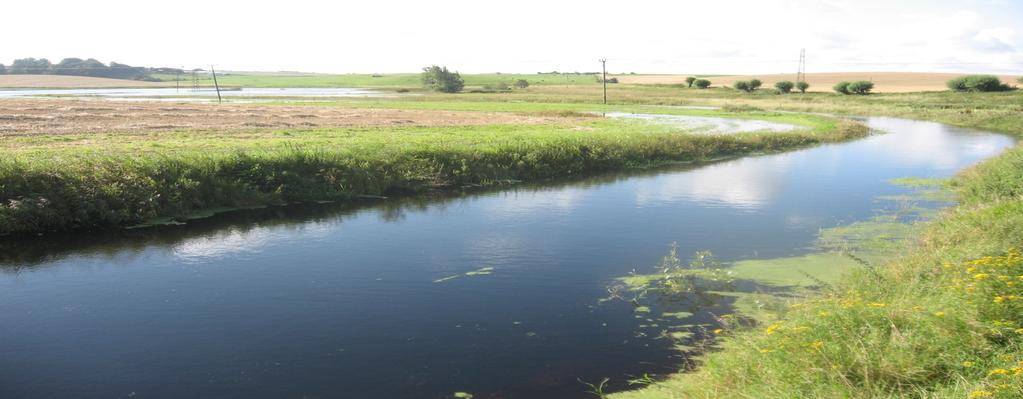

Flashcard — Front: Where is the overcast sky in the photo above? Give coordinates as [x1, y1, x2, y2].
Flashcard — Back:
[4, 0, 1022, 74]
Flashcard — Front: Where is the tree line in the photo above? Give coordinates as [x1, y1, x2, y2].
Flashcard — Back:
[0, 58, 183, 81]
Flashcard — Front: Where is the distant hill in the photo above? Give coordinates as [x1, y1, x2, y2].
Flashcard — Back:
[0, 58, 183, 82]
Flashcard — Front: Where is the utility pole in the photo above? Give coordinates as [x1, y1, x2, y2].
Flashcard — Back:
[210, 64, 222, 103]
[796, 48, 806, 84]
[599, 59, 607, 105]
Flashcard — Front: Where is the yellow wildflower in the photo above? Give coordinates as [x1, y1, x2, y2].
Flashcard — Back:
[764, 323, 782, 335]
[994, 296, 1006, 303]
[713, 329, 723, 335]
[933, 311, 946, 317]
[962, 361, 975, 368]
[968, 390, 993, 398]
[810, 341, 824, 351]
[818, 311, 832, 317]
[867, 303, 887, 308]
[988, 368, 1009, 376]
[758, 348, 775, 353]
[973, 273, 990, 280]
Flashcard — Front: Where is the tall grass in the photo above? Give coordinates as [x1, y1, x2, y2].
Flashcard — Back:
[611, 146, 1023, 399]
[0, 118, 865, 235]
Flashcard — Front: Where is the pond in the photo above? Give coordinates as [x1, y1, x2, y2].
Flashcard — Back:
[0, 117, 1014, 399]
[604, 111, 799, 134]
[0, 87, 386, 100]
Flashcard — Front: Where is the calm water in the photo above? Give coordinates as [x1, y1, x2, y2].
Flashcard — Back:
[0, 118, 1014, 399]
[0, 87, 385, 99]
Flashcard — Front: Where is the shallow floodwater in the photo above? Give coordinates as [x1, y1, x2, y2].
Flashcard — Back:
[0, 118, 1014, 399]
[0, 87, 384, 99]
[606, 112, 798, 133]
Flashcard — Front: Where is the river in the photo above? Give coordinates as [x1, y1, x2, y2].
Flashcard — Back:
[0, 117, 1014, 399]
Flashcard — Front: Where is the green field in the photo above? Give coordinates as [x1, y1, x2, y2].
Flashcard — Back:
[2, 77, 1023, 398]
[152, 71, 608, 88]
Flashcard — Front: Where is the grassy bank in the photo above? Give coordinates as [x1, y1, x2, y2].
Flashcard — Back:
[0, 110, 863, 235]
[609, 124, 1023, 397]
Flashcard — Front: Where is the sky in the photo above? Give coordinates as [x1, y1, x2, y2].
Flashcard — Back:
[4, 0, 1022, 75]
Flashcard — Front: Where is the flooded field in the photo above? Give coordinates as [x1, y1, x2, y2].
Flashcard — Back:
[0, 87, 387, 100]
[605, 112, 799, 134]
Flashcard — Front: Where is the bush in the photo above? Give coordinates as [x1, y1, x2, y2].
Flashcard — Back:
[514, 79, 529, 89]
[847, 80, 874, 95]
[482, 81, 510, 91]
[421, 65, 464, 93]
[947, 75, 1012, 92]
[775, 81, 795, 94]
[796, 81, 810, 93]
[694, 79, 711, 89]
[734, 81, 751, 92]
[685, 76, 696, 88]
[833, 81, 851, 95]
[749, 79, 762, 91]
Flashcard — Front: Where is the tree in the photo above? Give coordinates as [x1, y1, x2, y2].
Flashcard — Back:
[947, 75, 1011, 92]
[10, 58, 52, 74]
[847, 80, 874, 95]
[734, 80, 751, 92]
[694, 79, 711, 89]
[421, 65, 464, 93]
[796, 81, 810, 93]
[748, 79, 763, 91]
[833, 81, 851, 95]
[685, 76, 696, 88]
[0, 64, 5, 75]
[514, 79, 529, 89]
[775, 81, 795, 94]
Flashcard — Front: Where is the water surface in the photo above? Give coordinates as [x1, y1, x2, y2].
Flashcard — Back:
[0, 117, 1014, 399]
[0, 87, 385, 99]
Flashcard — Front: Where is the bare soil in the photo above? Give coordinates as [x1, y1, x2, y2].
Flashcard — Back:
[0, 99, 578, 137]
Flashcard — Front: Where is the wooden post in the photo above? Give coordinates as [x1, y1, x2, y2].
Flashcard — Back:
[210, 64, 222, 103]
[600, 59, 607, 105]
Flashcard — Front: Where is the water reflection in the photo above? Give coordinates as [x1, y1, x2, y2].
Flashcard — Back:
[0, 117, 1015, 399]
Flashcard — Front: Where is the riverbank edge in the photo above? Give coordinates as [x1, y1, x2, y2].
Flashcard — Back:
[611, 122, 1023, 397]
[0, 114, 866, 236]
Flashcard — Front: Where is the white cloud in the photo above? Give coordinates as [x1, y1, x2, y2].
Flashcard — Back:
[2, 0, 1020, 74]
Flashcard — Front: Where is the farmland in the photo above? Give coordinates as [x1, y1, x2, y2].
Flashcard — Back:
[2, 72, 1023, 399]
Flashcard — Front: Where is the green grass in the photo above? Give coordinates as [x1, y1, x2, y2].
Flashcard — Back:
[0, 110, 864, 235]
[608, 111, 1023, 399]
[151, 72, 604, 89]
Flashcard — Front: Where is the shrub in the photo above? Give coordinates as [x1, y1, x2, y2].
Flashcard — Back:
[833, 81, 851, 95]
[694, 79, 711, 89]
[796, 81, 810, 93]
[847, 80, 874, 95]
[484, 81, 511, 91]
[734, 80, 751, 92]
[514, 79, 529, 89]
[421, 65, 464, 93]
[947, 75, 1012, 92]
[775, 81, 795, 94]
[749, 79, 762, 91]
[685, 76, 696, 88]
